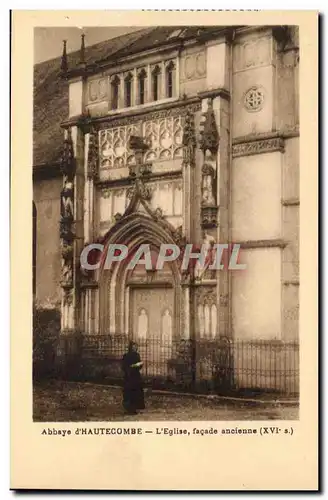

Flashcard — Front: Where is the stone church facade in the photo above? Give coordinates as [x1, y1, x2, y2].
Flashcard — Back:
[33, 26, 299, 393]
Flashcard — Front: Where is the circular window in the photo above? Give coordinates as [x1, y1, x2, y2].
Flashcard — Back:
[244, 86, 265, 112]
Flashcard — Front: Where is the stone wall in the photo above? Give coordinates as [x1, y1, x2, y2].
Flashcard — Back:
[33, 176, 62, 309]
[230, 27, 299, 343]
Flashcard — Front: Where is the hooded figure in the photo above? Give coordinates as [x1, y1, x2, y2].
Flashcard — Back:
[122, 341, 145, 414]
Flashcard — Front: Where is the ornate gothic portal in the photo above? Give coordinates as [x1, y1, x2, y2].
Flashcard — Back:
[96, 210, 183, 375]
[97, 212, 183, 340]
[92, 125, 192, 367]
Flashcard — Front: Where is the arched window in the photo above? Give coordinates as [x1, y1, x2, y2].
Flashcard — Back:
[33, 202, 37, 296]
[111, 75, 120, 110]
[166, 61, 175, 98]
[124, 73, 133, 108]
[152, 65, 161, 102]
[138, 69, 147, 105]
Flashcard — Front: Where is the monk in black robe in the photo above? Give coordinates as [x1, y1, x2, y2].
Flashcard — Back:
[122, 341, 145, 414]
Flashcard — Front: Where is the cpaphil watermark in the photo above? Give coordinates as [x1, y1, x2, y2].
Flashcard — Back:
[80, 242, 246, 274]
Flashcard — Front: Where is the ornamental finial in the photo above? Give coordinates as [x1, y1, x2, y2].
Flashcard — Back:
[60, 40, 68, 73]
[79, 33, 86, 66]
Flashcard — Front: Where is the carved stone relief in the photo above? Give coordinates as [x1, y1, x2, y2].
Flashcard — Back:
[234, 36, 272, 73]
[99, 115, 184, 169]
[201, 164, 216, 206]
[88, 78, 109, 103]
[201, 206, 218, 229]
[244, 86, 265, 112]
[201, 161, 217, 229]
[232, 136, 285, 158]
[180, 50, 206, 81]
[194, 233, 216, 281]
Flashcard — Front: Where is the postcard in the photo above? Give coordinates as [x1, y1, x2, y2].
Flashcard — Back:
[11, 10, 318, 490]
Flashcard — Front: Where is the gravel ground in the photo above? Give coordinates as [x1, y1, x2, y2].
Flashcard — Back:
[33, 380, 299, 422]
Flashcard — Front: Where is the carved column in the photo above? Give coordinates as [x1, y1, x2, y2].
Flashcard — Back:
[72, 125, 85, 332]
[85, 125, 98, 244]
[198, 92, 231, 338]
[182, 109, 196, 241]
[181, 109, 197, 339]
[80, 124, 99, 335]
[60, 128, 76, 333]
[212, 92, 231, 338]
[199, 98, 220, 233]
[60, 123, 85, 336]
[199, 31, 232, 341]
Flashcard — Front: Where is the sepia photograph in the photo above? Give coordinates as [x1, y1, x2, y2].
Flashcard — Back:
[32, 23, 301, 423]
[9, 8, 320, 490]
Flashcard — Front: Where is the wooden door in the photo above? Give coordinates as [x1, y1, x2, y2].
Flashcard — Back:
[130, 286, 174, 376]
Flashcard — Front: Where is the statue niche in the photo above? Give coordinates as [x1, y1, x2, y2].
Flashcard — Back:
[61, 179, 74, 220]
[199, 99, 219, 229]
[201, 160, 218, 229]
[60, 177, 75, 242]
[201, 164, 216, 207]
[61, 261, 73, 286]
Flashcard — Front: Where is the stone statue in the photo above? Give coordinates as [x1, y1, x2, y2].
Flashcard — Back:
[61, 181, 74, 219]
[62, 261, 73, 284]
[202, 164, 216, 206]
[182, 109, 196, 167]
[194, 232, 215, 280]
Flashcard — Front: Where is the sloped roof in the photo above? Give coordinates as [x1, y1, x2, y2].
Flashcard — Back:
[33, 26, 222, 168]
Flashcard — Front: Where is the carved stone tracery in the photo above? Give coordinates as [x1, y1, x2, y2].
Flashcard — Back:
[99, 115, 184, 169]
[232, 136, 285, 158]
[195, 285, 218, 338]
[87, 126, 99, 179]
[98, 102, 201, 129]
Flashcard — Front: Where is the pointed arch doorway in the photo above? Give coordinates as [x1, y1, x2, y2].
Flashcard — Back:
[97, 212, 183, 377]
[128, 265, 175, 377]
